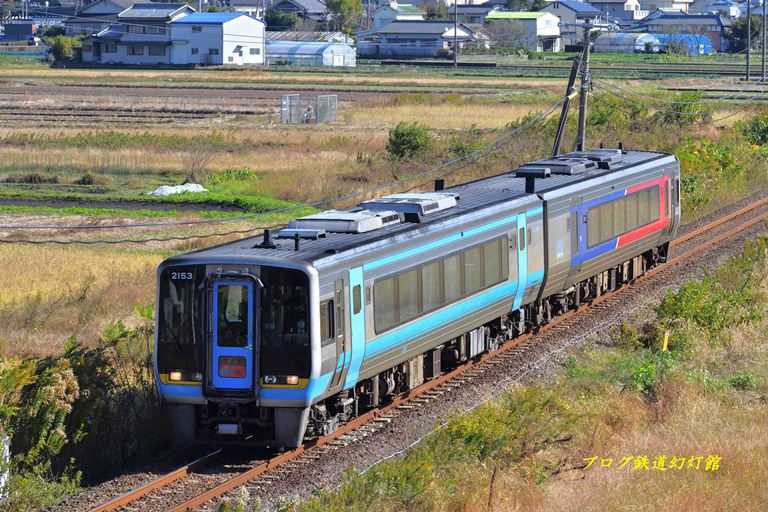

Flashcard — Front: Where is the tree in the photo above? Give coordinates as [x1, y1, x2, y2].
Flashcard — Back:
[726, 15, 762, 52]
[426, 0, 448, 20]
[0, 0, 13, 18]
[49, 36, 81, 63]
[264, 9, 297, 30]
[530, 0, 547, 10]
[326, 0, 363, 34]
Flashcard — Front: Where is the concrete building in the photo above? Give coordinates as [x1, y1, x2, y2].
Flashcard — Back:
[171, 12, 265, 65]
[484, 11, 561, 52]
[690, 0, 742, 17]
[265, 40, 356, 66]
[540, 0, 602, 48]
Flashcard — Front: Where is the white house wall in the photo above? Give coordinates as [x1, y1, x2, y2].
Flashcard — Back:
[172, 24, 224, 64]
[170, 17, 264, 66]
[222, 15, 265, 65]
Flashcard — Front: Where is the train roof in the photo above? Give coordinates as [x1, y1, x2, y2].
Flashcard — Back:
[167, 149, 674, 267]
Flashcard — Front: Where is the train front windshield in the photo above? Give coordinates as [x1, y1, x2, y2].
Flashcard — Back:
[157, 266, 311, 385]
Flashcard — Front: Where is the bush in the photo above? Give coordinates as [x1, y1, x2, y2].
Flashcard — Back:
[386, 122, 431, 160]
[48, 36, 81, 63]
[729, 372, 758, 391]
[654, 92, 711, 126]
[739, 113, 768, 145]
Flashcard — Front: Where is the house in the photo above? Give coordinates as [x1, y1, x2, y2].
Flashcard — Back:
[271, 0, 328, 22]
[690, 0, 742, 17]
[540, 0, 602, 48]
[639, 0, 694, 13]
[357, 20, 475, 58]
[81, 3, 194, 65]
[267, 30, 353, 43]
[265, 41, 356, 66]
[454, 4, 499, 23]
[228, 0, 267, 18]
[637, 9, 729, 50]
[484, 11, 561, 52]
[64, 0, 134, 35]
[588, 0, 648, 20]
[369, 1, 425, 31]
[170, 12, 265, 65]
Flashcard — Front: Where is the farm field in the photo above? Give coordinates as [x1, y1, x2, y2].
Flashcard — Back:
[1, 60, 768, 511]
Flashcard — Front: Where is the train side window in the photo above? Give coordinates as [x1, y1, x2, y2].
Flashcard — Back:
[614, 196, 626, 235]
[626, 192, 639, 230]
[483, 238, 502, 287]
[649, 186, 660, 223]
[587, 207, 601, 247]
[373, 279, 395, 331]
[422, 260, 443, 312]
[518, 227, 526, 251]
[464, 246, 483, 295]
[397, 269, 421, 323]
[320, 300, 334, 343]
[353, 285, 362, 315]
[444, 253, 462, 303]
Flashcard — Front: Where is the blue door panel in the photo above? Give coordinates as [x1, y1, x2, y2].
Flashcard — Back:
[211, 280, 254, 391]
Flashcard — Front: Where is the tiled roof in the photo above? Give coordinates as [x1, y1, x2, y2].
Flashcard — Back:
[545, 0, 602, 15]
[118, 3, 189, 19]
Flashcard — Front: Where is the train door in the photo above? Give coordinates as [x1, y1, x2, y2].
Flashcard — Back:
[513, 213, 527, 310]
[210, 279, 255, 392]
[330, 279, 348, 389]
[343, 267, 366, 389]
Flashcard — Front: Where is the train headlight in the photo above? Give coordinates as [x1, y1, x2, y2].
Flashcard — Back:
[286, 375, 299, 385]
[169, 371, 183, 382]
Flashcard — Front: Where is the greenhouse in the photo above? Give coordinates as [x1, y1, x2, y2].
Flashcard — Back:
[593, 32, 661, 54]
[650, 33, 715, 56]
[265, 41, 357, 67]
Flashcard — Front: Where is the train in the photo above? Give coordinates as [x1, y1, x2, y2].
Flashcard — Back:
[154, 147, 681, 447]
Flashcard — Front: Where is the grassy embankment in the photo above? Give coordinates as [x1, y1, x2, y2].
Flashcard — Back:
[268, 234, 768, 512]
[1, 92, 768, 511]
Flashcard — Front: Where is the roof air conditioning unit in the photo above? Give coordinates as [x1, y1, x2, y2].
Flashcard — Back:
[286, 209, 401, 234]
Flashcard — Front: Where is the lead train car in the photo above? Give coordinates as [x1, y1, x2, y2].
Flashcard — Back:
[155, 148, 681, 447]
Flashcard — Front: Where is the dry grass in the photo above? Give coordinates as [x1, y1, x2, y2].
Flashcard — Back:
[345, 103, 545, 130]
[0, 244, 163, 357]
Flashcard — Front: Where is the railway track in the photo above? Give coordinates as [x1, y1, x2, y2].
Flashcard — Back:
[87, 194, 768, 512]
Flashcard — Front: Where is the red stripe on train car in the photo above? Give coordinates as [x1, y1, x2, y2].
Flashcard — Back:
[617, 176, 670, 248]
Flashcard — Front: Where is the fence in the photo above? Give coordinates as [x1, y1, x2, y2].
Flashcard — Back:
[280, 94, 338, 124]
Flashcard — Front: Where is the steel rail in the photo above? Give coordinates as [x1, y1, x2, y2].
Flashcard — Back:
[89, 196, 768, 512]
[89, 449, 223, 512]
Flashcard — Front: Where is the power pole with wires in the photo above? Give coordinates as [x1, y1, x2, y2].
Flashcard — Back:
[763, 0, 767, 81]
[576, 23, 592, 152]
[453, 0, 458, 68]
[746, 0, 751, 80]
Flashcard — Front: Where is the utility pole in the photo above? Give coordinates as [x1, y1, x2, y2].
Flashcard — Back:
[747, 0, 751, 80]
[763, 0, 767, 81]
[576, 23, 591, 152]
[453, 0, 458, 68]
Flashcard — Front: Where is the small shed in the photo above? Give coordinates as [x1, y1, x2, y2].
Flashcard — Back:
[266, 41, 356, 67]
[593, 32, 661, 53]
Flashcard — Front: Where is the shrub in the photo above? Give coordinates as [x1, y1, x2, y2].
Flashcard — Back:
[739, 113, 768, 145]
[386, 122, 431, 160]
[48, 36, 81, 63]
[448, 125, 483, 157]
[654, 92, 711, 126]
[729, 372, 758, 391]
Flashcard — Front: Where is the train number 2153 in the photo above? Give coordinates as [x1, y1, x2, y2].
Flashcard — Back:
[171, 272, 194, 280]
